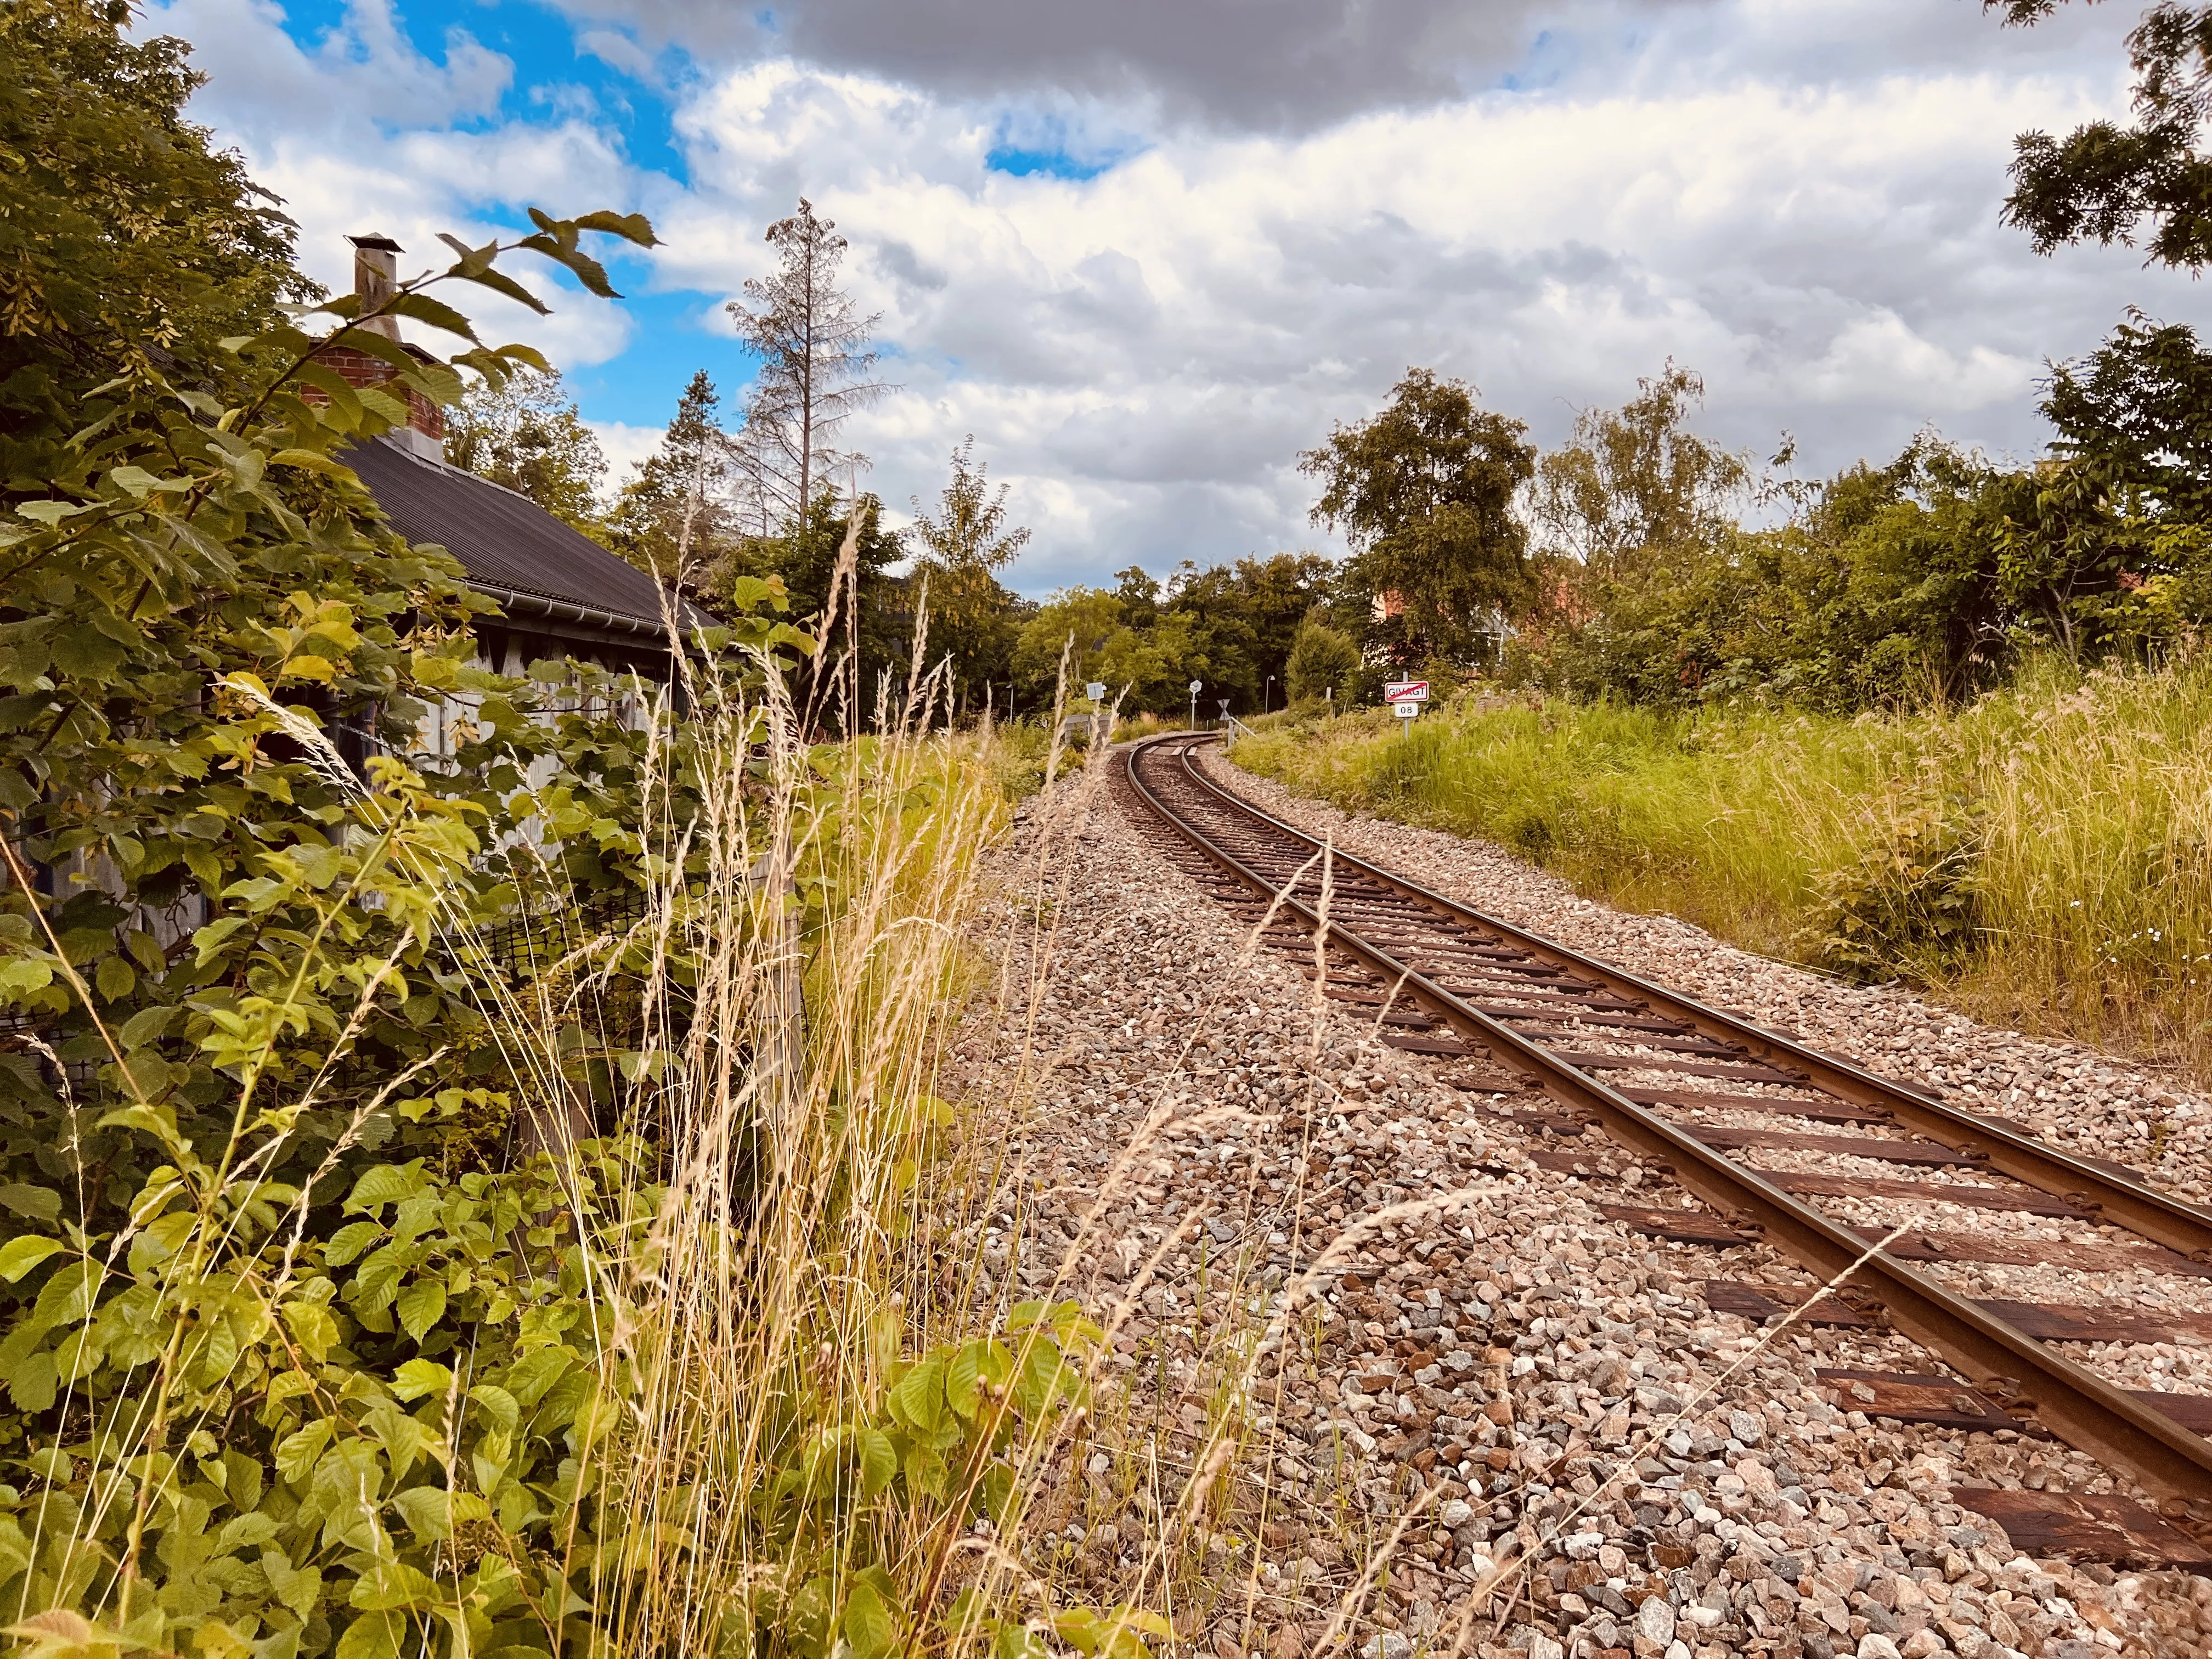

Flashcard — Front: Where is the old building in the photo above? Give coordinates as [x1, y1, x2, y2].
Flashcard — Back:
[320, 235, 712, 761]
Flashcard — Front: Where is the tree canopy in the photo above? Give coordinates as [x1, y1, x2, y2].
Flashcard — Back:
[2042, 309, 2212, 514]
[1993, 0, 2212, 268]
[1284, 616, 1361, 703]
[1011, 554, 1336, 715]
[1530, 364, 1750, 572]
[444, 365, 610, 540]
[1300, 368, 1537, 670]
[908, 437, 1030, 711]
[1498, 335, 2212, 710]
[746, 486, 909, 728]
[0, 0, 314, 460]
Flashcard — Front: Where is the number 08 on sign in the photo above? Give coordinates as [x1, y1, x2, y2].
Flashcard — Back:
[1384, 679, 1429, 716]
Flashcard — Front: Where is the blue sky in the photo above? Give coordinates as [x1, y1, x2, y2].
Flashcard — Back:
[250, 0, 749, 428]
[268, 0, 685, 173]
[189, 0, 1147, 436]
[150, 0, 2198, 592]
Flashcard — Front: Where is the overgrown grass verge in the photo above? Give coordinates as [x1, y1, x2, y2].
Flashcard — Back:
[0, 662, 1181, 1658]
[1232, 658, 2212, 1079]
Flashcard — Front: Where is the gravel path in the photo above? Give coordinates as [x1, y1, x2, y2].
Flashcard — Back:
[941, 749, 2212, 1659]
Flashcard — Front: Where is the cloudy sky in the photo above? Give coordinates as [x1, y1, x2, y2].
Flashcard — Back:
[149, 0, 2193, 592]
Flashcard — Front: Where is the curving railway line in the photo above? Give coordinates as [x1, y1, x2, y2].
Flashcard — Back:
[1120, 730, 2212, 1571]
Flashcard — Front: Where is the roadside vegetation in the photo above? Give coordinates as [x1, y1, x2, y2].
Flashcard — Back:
[1235, 653, 2212, 1076]
[7, 0, 2210, 1650]
[1223, 4, 2212, 1082]
[0, 6, 1170, 1655]
[1226, 333, 2212, 1077]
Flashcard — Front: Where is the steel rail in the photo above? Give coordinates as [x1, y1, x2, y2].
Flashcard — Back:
[1122, 732, 2212, 1517]
[1165, 736, 2212, 1262]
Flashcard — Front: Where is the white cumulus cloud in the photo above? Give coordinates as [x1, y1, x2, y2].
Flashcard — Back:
[145, 0, 2211, 590]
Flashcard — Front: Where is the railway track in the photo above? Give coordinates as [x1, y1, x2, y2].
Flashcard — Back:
[1121, 730, 2212, 1571]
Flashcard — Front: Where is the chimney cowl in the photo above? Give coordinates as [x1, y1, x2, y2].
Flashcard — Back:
[348, 233, 403, 343]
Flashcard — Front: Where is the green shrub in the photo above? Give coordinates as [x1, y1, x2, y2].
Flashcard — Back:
[1283, 619, 1359, 703]
[0, 1133, 645, 1659]
[1807, 798, 1987, 979]
[0, 22, 1163, 1647]
[984, 716, 1054, 800]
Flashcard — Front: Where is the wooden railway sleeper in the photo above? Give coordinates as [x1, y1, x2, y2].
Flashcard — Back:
[1124, 733, 2212, 1522]
[1163, 734, 2212, 1263]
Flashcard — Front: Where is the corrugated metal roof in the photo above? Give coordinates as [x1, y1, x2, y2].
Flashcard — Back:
[347, 436, 708, 636]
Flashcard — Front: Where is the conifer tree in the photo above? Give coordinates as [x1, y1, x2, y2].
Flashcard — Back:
[724, 200, 889, 531]
[608, 370, 737, 595]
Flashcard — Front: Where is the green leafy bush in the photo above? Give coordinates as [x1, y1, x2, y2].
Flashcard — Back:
[1283, 619, 1359, 705]
[1806, 799, 1987, 980]
[0, 1135, 647, 1659]
[0, 13, 1165, 1655]
[982, 718, 1054, 802]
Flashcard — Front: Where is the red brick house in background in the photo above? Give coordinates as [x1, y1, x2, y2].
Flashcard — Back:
[312, 235, 712, 761]
[313, 233, 452, 464]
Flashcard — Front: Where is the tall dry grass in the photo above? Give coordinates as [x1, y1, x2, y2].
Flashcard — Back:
[575, 652, 1020, 1651]
[1233, 657, 2212, 1079]
[0, 618, 1205, 1657]
[476, 649, 1239, 1654]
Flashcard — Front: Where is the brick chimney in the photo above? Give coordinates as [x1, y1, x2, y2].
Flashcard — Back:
[303, 233, 447, 462]
[349, 233, 403, 342]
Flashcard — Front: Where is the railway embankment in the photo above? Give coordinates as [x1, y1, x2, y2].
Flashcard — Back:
[950, 742, 2212, 1658]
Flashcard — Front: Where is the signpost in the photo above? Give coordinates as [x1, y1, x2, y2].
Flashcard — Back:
[1188, 680, 1202, 730]
[1385, 679, 1429, 728]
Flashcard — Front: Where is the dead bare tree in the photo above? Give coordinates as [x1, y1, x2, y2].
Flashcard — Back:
[724, 199, 892, 533]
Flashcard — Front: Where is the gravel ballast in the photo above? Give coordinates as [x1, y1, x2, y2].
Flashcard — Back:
[938, 748, 2212, 1658]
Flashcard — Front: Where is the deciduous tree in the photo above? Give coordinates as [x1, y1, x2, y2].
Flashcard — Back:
[2042, 308, 2212, 513]
[1300, 368, 1537, 670]
[445, 365, 610, 540]
[1991, 0, 2212, 268]
[0, 0, 313, 456]
[1168, 552, 1336, 705]
[1530, 364, 1750, 573]
[748, 487, 910, 726]
[1012, 589, 1124, 705]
